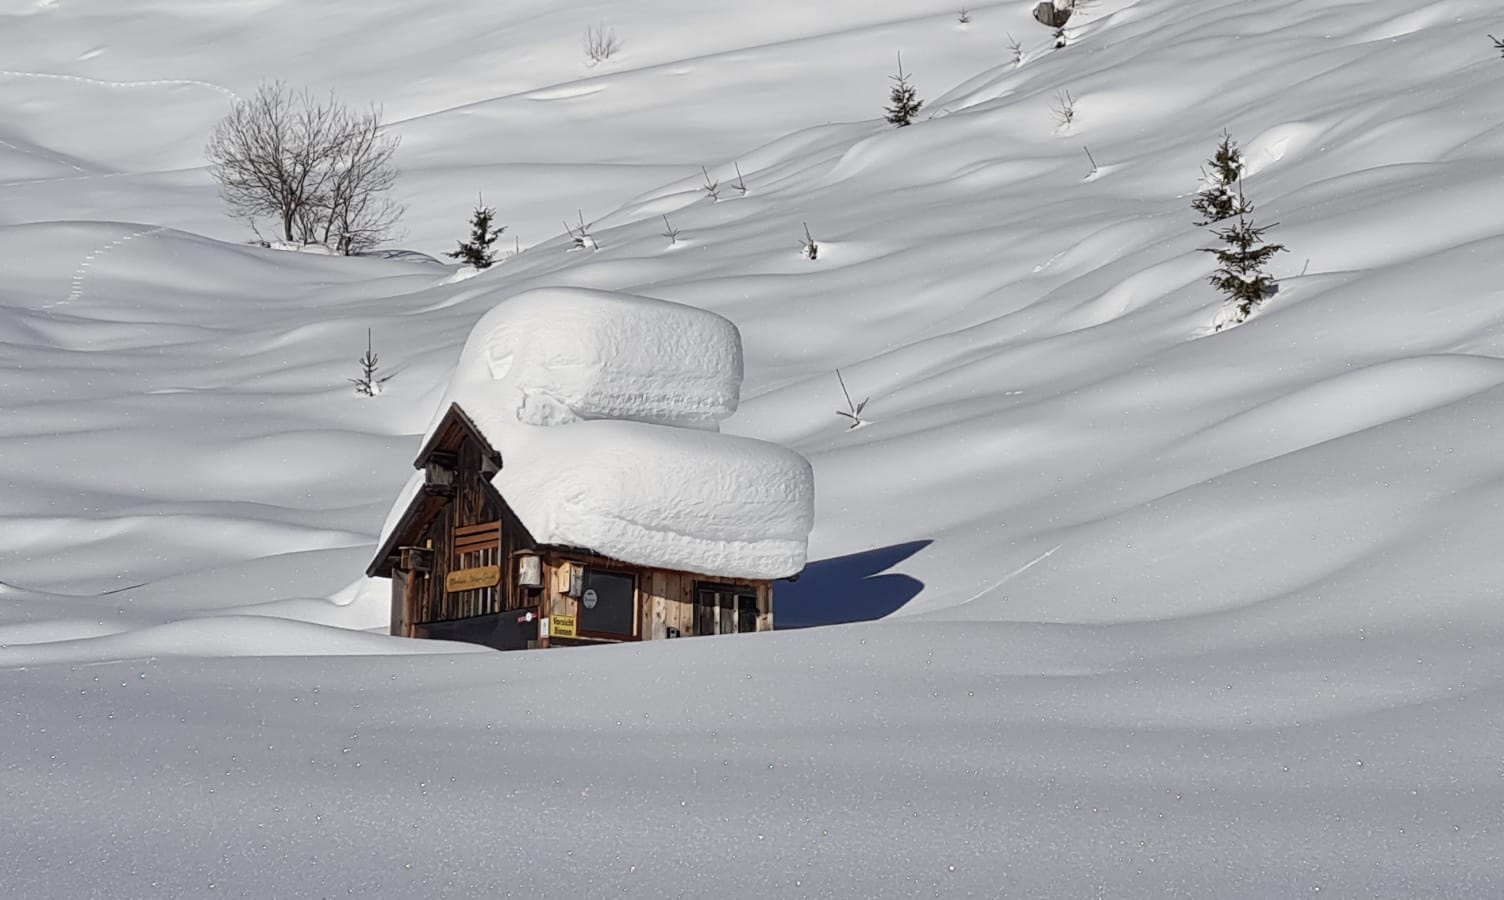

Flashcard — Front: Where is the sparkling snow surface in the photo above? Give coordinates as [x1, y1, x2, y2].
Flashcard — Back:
[430, 286, 813, 578]
[3, 0, 1504, 897]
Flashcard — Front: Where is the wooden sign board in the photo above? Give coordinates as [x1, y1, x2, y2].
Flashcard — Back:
[550, 615, 577, 639]
[445, 565, 500, 593]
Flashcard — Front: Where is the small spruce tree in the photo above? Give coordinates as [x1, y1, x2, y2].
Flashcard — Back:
[1201, 183, 1286, 324]
[1192, 131, 1245, 226]
[1491, 34, 1504, 57]
[885, 52, 923, 127]
[349, 328, 391, 396]
[447, 201, 505, 269]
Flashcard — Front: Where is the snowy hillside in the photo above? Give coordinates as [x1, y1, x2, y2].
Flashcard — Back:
[3, 0, 1504, 896]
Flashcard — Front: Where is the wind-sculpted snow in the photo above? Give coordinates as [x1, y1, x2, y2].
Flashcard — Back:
[3, 0, 1504, 896]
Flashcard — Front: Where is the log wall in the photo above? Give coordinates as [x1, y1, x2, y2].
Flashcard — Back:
[536, 552, 773, 643]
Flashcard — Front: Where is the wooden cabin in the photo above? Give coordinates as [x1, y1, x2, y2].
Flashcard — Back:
[366, 404, 775, 650]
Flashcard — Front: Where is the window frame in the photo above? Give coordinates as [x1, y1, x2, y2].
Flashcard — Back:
[692, 581, 759, 636]
[574, 565, 641, 641]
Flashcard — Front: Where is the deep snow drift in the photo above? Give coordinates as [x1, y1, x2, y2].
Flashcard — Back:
[3, 0, 1504, 896]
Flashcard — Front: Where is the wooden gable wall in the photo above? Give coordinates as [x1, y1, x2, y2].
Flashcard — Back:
[391, 418, 539, 635]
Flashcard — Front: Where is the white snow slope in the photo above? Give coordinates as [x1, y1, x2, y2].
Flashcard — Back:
[3, 0, 1504, 896]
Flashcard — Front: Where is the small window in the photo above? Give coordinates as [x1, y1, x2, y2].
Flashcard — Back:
[693, 583, 759, 636]
[578, 568, 637, 638]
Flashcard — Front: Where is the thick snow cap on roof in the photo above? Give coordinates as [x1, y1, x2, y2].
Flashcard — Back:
[501, 419, 813, 579]
[429, 286, 813, 580]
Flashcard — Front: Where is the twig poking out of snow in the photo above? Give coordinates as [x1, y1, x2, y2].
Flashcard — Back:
[834, 369, 869, 429]
[565, 210, 598, 251]
[701, 166, 721, 201]
[1083, 146, 1098, 177]
[1051, 89, 1077, 130]
[660, 215, 681, 245]
[800, 222, 819, 260]
[584, 23, 621, 64]
[733, 163, 748, 196]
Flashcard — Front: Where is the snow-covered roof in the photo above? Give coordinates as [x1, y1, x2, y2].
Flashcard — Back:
[415, 286, 813, 579]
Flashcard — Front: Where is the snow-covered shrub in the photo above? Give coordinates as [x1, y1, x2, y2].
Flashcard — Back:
[885, 52, 923, 127]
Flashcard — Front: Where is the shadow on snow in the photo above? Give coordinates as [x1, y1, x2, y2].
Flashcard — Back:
[776, 540, 930, 629]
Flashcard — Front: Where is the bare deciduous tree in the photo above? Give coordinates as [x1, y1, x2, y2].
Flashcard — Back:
[318, 112, 403, 254]
[206, 81, 402, 254]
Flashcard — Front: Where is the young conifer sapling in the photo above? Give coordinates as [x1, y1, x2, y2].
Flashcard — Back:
[1192, 131, 1245, 225]
[1202, 182, 1287, 326]
[350, 329, 391, 396]
[885, 52, 924, 127]
[447, 200, 505, 269]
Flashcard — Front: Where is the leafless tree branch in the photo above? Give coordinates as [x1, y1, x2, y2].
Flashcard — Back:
[206, 81, 402, 254]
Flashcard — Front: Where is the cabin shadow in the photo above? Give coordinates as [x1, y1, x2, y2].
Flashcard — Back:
[776, 540, 930, 629]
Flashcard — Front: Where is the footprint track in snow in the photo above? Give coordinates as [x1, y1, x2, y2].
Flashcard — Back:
[0, 136, 87, 174]
[0, 69, 240, 103]
[45, 226, 168, 310]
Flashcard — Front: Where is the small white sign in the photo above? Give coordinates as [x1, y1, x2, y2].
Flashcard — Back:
[582, 588, 598, 610]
